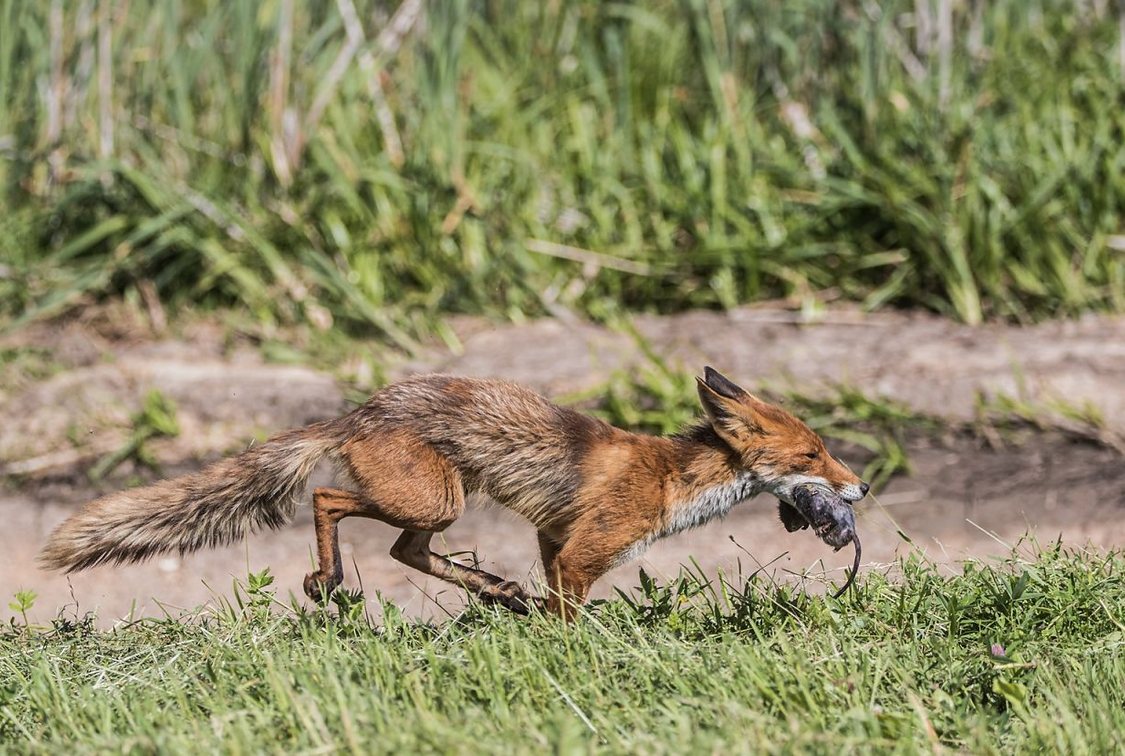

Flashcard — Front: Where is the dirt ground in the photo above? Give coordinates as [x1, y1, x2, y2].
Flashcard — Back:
[2, 306, 1124, 625]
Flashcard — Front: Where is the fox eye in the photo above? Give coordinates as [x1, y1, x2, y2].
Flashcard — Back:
[804, 451, 819, 459]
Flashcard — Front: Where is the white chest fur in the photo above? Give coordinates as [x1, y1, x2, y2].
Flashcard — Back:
[663, 472, 761, 536]
[610, 472, 761, 568]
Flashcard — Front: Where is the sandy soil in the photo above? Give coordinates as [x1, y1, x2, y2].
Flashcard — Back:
[2, 307, 1123, 625]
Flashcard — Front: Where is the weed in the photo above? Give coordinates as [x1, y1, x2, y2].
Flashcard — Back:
[0, 348, 62, 391]
[6, 590, 36, 628]
[87, 389, 181, 481]
[975, 388, 1125, 455]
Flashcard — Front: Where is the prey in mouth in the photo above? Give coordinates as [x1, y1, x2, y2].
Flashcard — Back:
[777, 484, 862, 597]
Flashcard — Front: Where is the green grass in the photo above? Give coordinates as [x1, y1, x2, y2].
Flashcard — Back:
[2, 544, 1124, 754]
[0, 347, 63, 398]
[3, 1, 1125, 344]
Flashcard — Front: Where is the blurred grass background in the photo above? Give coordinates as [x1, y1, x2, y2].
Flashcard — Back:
[2, 0, 1125, 349]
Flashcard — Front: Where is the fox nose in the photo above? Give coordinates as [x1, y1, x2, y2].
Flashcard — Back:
[859, 481, 870, 497]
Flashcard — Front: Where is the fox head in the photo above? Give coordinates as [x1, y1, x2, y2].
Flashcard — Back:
[695, 367, 869, 504]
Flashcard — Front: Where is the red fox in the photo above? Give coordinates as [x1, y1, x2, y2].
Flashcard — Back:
[40, 368, 867, 618]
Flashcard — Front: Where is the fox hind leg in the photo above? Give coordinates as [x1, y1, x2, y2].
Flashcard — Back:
[304, 486, 507, 605]
[303, 487, 383, 601]
[306, 430, 541, 613]
[390, 531, 541, 614]
[304, 430, 468, 601]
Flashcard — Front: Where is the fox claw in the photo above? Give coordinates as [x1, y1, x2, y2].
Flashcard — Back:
[478, 581, 544, 615]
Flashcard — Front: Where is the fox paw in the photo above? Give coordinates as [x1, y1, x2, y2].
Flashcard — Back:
[479, 581, 544, 615]
[303, 571, 342, 602]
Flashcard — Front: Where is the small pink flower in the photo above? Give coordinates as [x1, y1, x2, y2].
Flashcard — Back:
[990, 643, 1006, 658]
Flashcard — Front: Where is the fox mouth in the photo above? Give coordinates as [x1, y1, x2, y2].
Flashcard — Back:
[777, 484, 862, 597]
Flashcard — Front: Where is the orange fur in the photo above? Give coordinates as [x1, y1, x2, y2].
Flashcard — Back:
[40, 368, 867, 620]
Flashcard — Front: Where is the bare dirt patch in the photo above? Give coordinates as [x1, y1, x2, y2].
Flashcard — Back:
[2, 307, 1124, 624]
[420, 308, 1125, 432]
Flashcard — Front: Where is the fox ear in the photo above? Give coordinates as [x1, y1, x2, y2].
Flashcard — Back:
[697, 367, 759, 445]
[701, 367, 749, 401]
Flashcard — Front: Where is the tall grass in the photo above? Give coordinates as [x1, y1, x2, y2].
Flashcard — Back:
[2, 1, 1125, 344]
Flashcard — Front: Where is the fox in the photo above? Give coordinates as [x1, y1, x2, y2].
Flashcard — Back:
[40, 367, 868, 618]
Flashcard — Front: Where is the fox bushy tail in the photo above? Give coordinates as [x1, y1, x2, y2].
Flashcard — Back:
[39, 420, 346, 572]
